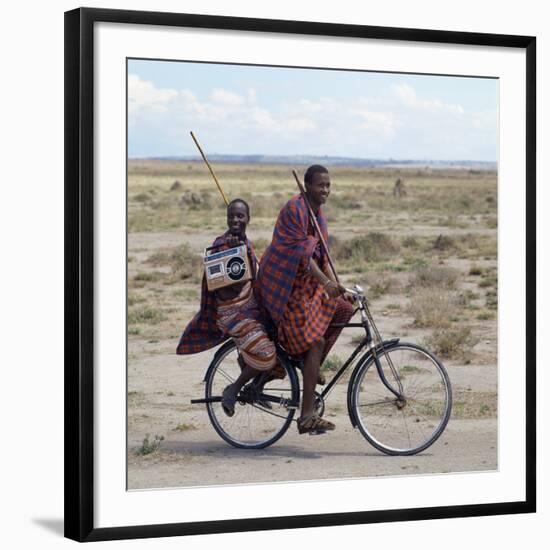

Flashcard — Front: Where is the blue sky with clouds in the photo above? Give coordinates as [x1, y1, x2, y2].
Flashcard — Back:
[128, 59, 498, 161]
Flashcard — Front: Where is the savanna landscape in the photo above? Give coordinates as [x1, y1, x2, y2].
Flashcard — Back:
[127, 160, 498, 490]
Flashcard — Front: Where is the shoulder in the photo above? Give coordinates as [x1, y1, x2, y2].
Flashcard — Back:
[282, 195, 307, 218]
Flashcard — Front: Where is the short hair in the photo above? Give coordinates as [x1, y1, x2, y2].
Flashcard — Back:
[227, 198, 250, 218]
[304, 164, 329, 185]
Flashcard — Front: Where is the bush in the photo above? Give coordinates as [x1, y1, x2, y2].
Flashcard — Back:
[332, 232, 400, 263]
[133, 192, 151, 203]
[408, 265, 459, 290]
[321, 355, 343, 372]
[128, 306, 167, 325]
[407, 289, 457, 328]
[366, 273, 397, 299]
[432, 234, 456, 251]
[135, 434, 164, 456]
[469, 265, 484, 276]
[147, 244, 203, 282]
[424, 327, 479, 360]
[134, 271, 166, 282]
[402, 236, 419, 248]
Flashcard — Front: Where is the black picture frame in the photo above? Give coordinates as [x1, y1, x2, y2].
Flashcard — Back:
[64, 7, 536, 543]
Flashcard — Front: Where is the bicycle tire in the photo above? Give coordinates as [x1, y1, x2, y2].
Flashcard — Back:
[205, 341, 300, 449]
[351, 342, 452, 456]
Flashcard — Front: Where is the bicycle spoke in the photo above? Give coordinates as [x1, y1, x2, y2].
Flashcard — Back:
[352, 343, 451, 455]
[205, 344, 298, 448]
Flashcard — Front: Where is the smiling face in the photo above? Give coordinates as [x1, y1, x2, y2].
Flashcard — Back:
[305, 171, 331, 208]
[226, 201, 249, 238]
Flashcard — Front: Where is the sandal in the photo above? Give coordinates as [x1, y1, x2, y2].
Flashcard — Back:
[221, 385, 237, 417]
[297, 414, 335, 435]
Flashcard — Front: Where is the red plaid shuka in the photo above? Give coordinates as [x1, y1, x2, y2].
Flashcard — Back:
[256, 194, 353, 356]
[176, 232, 259, 355]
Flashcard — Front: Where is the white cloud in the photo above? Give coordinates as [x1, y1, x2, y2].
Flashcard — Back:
[128, 74, 494, 160]
[393, 83, 418, 106]
[128, 74, 178, 115]
[393, 83, 464, 115]
[210, 88, 245, 106]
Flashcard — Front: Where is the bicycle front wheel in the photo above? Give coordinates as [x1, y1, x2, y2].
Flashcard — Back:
[351, 342, 452, 455]
[205, 342, 300, 449]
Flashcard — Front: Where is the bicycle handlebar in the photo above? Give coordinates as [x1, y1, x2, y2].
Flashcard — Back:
[344, 284, 365, 299]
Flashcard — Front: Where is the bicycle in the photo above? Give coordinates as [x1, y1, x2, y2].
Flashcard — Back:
[191, 285, 452, 456]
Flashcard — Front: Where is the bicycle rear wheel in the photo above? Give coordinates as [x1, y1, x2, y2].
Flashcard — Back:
[351, 342, 452, 455]
[205, 342, 300, 449]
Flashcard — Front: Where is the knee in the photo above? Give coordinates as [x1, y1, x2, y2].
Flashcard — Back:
[314, 336, 326, 350]
[341, 299, 355, 319]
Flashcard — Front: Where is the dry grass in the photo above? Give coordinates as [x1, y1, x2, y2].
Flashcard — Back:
[332, 232, 400, 263]
[407, 289, 457, 328]
[147, 244, 203, 283]
[408, 265, 459, 290]
[128, 306, 167, 325]
[365, 273, 398, 299]
[423, 327, 479, 360]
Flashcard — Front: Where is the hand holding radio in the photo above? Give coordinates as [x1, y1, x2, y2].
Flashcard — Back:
[225, 234, 242, 248]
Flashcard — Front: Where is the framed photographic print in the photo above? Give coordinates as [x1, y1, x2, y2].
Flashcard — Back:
[65, 7, 536, 542]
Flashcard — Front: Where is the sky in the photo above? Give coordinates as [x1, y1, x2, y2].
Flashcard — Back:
[128, 58, 498, 162]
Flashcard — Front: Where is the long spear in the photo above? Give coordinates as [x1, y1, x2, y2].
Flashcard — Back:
[190, 131, 229, 206]
[190, 131, 259, 267]
[292, 170, 340, 284]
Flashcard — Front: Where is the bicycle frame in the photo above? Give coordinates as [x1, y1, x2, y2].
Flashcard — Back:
[194, 286, 405, 415]
[319, 287, 404, 403]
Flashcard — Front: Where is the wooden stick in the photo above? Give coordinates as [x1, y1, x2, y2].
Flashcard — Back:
[292, 170, 340, 284]
[191, 131, 260, 268]
[190, 131, 229, 206]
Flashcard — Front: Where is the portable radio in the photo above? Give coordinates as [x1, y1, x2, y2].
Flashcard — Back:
[203, 243, 252, 291]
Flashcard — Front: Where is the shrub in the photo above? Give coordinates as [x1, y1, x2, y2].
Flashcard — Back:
[147, 244, 202, 282]
[423, 327, 479, 359]
[479, 274, 498, 288]
[407, 289, 457, 328]
[173, 422, 197, 432]
[332, 232, 400, 263]
[476, 312, 494, 320]
[408, 265, 459, 290]
[321, 355, 343, 372]
[134, 271, 166, 283]
[432, 234, 456, 251]
[133, 192, 151, 203]
[485, 289, 498, 309]
[128, 306, 167, 325]
[402, 236, 419, 248]
[135, 434, 164, 456]
[366, 273, 397, 299]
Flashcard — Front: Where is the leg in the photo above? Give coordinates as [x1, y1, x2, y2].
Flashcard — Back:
[301, 337, 325, 418]
[221, 355, 260, 417]
[298, 337, 336, 434]
[222, 326, 278, 416]
[321, 298, 355, 364]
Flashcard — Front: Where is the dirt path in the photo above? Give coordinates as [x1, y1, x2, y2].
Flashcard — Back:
[127, 348, 497, 490]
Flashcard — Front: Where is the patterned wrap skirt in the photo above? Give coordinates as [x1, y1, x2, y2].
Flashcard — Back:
[216, 281, 277, 371]
[278, 264, 354, 359]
